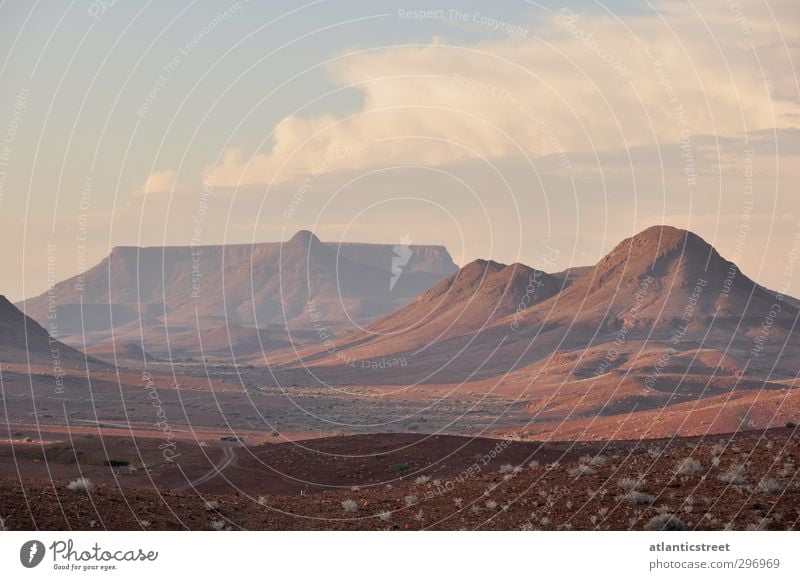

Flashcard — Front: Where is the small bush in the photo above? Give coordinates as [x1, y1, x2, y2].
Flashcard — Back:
[569, 464, 596, 477]
[718, 464, 746, 485]
[580, 455, 606, 466]
[388, 463, 410, 474]
[210, 520, 225, 531]
[204, 500, 220, 512]
[499, 463, 514, 473]
[786, 421, 797, 429]
[674, 457, 702, 475]
[618, 477, 643, 492]
[485, 499, 498, 510]
[623, 491, 655, 505]
[644, 514, 689, 531]
[414, 475, 431, 485]
[404, 494, 419, 507]
[756, 477, 784, 495]
[377, 510, 391, 522]
[0, 516, 8, 531]
[67, 478, 93, 492]
[103, 459, 130, 468]
[341, 499, 358, 513]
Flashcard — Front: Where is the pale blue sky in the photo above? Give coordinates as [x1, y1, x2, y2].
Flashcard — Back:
[0, 0, 797, 301]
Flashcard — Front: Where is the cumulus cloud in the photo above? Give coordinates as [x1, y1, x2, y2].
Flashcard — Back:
[139, 169, 179, 195]
[202, 0, 798, 187]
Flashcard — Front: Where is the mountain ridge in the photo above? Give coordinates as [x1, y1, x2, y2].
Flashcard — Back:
[277, 226, 800, 384]
[17, 232, 458, 355]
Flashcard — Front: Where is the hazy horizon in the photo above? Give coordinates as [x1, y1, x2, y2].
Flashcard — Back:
[7, 222, 800, 307]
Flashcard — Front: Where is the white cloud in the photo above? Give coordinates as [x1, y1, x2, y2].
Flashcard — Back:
[201, 0, 798, 187]
[140, 169, 178, 195]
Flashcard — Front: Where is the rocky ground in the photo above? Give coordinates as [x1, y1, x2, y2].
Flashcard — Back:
[0, 427, 798, 531]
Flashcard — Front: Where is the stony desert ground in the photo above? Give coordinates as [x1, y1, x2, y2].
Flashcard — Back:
[0, 426, 798, 531]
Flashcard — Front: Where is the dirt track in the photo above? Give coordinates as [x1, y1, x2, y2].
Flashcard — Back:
[176, 446, 236, 491]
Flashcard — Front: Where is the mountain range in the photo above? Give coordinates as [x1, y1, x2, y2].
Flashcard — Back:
[8, 225, 800, 386]
[277, 226, 800, 385]
[4, 225, 799, 439]
[18, 231, 457, 358]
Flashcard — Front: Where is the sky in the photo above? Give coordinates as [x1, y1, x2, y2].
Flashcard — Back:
[0, 0, 798, 302]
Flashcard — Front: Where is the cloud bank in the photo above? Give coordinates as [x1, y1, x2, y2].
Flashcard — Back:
[183, 0, 798, 188]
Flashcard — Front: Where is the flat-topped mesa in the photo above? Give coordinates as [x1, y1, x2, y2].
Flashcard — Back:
[332, 241, 455, 274]
[16, 233, 458, 352]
